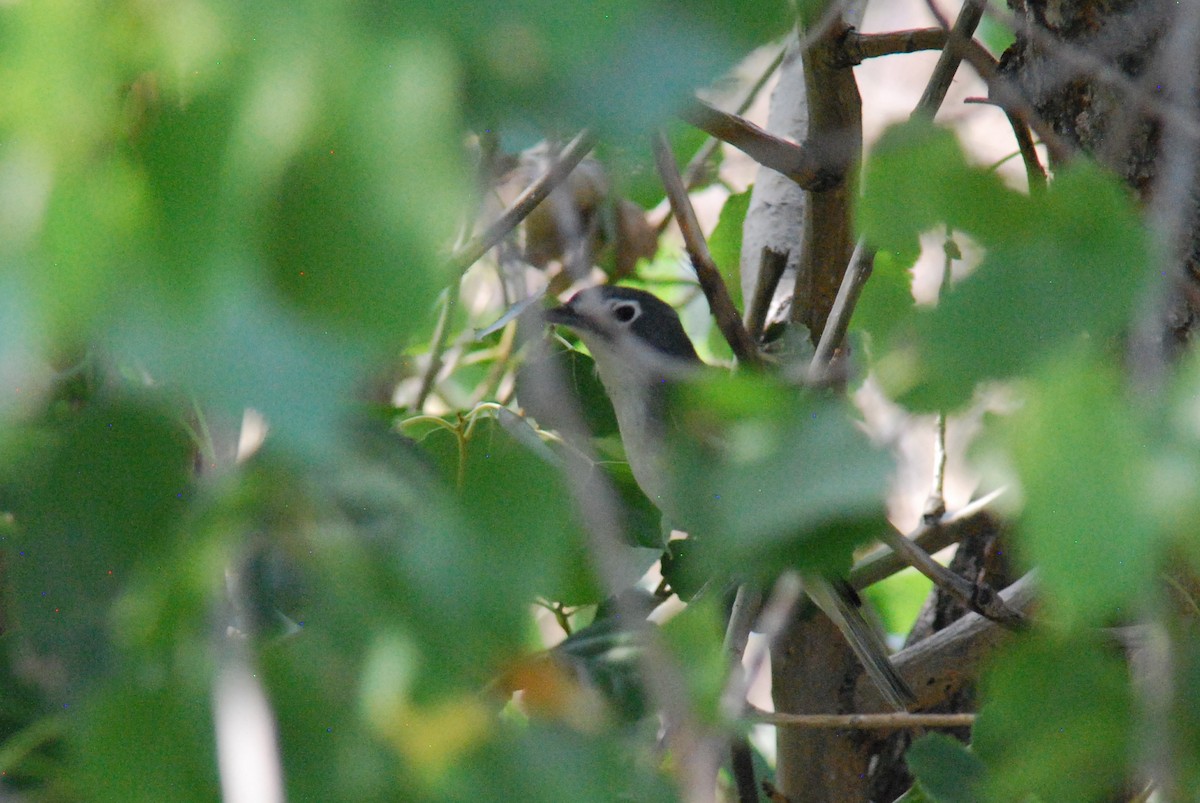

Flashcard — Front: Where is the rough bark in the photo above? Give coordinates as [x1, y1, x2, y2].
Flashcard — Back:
[998, 0, 1200, 354]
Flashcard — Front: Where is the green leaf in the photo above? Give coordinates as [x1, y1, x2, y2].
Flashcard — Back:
[447, 0, 790, 138]
[8, 400, 191, 692]
[709, 188, 751, 312]
[858, 119, 1022, 258]
[862, 121, 1150, 410]
[517, 345, 619, 439]
[974, 631, 1133, 803]
[72, 678, 219, 803]
[1009, 350, 1155, 626]
[668, 374, 891, 580]
[660, 597, 729, 724]
[905, 733, 985, 803]
[852, 247, 916, 349]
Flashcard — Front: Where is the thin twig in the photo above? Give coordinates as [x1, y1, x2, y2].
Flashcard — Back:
[652, 130, 763, 367]
[1003, 109, 1049, 191]
[915, 0, 987, 118]
[749, 708, 975, 730]
[448, 130, 596, 274]
[850, 488, 1008, 591]
[876, 524, 1026, 630]
[676, 98, 843, 192]
[924, 414, 949, 522]
[414, 283, 460, 411]
[807, 241, 874, 381]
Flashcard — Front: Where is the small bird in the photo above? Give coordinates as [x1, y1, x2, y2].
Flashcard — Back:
[546, 284, 915, 711]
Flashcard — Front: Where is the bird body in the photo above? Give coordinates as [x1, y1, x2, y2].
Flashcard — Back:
[546, 285, 915, 711]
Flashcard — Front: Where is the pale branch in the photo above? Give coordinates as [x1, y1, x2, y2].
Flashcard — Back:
[849, 489, 1007, 591]
[855, 573, 1037, 711]
[924, 414, 948, 522]
[652, 130, 763, 367]
[675, 98, 845, 192]
[877, 522, 1026, 630]
[749, 709, 976, 730]
[449, 130, 595, 274]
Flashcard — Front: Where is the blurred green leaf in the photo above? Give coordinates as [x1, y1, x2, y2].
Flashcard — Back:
[446, 0, 789, 138]
[668, 374, 892, 581]
[465, 720, 676, 803]
[905, 732, 985, 803]
[858, 119, 1021, 259]
[1010, 350, 1155, 626]
[974, 631, 1133, 803]
[71, 677, 219, 803]
[8, 400, 191, 692]
[852, 247, 916, 350]
[660, 597, 728, 724]
[862, 120, 1150, 410]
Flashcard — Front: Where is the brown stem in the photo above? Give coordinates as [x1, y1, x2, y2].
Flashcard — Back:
[449, 130, 596, 274]
[652, 131, 763, 367]
[836, 27, 950, 67]
[676, 98, 845, 192]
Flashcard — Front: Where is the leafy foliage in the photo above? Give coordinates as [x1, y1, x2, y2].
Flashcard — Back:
[1, 1, 1198, 801]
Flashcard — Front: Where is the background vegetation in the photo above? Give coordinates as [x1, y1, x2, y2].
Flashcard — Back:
[1, 1, 1199, 801]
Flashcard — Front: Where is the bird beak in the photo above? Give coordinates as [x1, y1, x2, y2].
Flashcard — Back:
[544, 304, 581, 328]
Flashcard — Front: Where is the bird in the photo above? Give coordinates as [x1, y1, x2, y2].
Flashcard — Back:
[545, 284, 916, 711]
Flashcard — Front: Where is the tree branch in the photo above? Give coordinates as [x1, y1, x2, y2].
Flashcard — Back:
[855, 573, 1037, 711]
[676, 98, 846, 192]
[449, 130, 596, 274]
[749, 709, 976, 730]
[652, 131, 763, 367]
[835, 27, 950, 67]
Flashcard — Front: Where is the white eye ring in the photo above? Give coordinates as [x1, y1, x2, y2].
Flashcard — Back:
[610, 300, 641, 324]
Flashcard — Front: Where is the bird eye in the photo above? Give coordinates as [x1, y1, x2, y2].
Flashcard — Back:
[612, 302, 639, 324]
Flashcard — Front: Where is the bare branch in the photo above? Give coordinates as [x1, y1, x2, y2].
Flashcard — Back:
[652, 131, 763, 367]
[857, 574, 1037, 711]
[836, 27, 950, 67]
[676, 98, 845, 192]
[749, 709, 976, 730]
[449, 130, 596, 274]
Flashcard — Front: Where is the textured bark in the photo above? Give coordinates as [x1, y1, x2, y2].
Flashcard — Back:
[790, 23, 862, 344]
[999, 0, 1200, 351]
